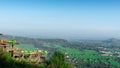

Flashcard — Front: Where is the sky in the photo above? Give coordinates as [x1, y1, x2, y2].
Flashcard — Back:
[0, 0, 120, 39]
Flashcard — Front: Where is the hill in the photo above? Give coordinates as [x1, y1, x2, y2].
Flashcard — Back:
[103, 38, 120, 43]
[1, 35, 120, 68]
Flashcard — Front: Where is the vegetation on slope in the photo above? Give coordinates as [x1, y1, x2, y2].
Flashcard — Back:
[0, 46, 72, 68]
[56, 46, 120, 68]
[2, 35, 120, 68]
[47, 51, 72, 68]
[0, 46, 45, 68]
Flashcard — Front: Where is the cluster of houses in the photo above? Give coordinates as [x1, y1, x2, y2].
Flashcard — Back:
[0, 38, 48, 64]
[97, 47, 120, 57]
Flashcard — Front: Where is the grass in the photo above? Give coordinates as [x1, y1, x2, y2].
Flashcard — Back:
[15, 44, 36, 51]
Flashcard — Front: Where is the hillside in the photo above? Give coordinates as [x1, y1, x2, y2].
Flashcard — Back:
[1, 35, 71, 56]
[1, 35, 120, 68]
[0, 34, 73, 68]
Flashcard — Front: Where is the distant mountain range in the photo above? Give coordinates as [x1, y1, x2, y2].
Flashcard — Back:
[103, 38, 120, 43]
[1, 34, 120, 43]
[1, 34, 120, 48]
[1, 34, 70, 49]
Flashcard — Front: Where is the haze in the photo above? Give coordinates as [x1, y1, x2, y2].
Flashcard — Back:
[0, 0, 120, 39]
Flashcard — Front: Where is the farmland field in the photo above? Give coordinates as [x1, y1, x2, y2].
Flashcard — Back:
[50, 45, 120, 67]
[15, 44, 39, 54]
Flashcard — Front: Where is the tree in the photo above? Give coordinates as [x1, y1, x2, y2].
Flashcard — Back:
[48, 51, 72, 68]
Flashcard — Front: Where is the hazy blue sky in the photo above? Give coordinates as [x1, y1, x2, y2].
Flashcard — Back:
[0, 0, 120, 39]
